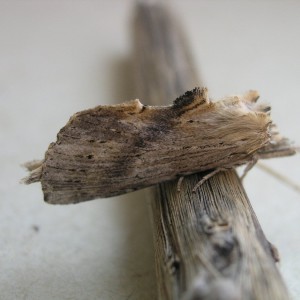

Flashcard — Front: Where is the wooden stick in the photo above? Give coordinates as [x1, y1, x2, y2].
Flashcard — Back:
[134, 2, 289, 299]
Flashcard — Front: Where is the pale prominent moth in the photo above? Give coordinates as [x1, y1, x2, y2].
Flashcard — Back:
[23, 88, 295, 204]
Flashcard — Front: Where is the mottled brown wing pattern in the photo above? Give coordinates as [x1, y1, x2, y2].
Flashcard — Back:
[23, 88, 294, 204]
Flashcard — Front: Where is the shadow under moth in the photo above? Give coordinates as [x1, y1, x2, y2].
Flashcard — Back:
[23, 88, 295, 204]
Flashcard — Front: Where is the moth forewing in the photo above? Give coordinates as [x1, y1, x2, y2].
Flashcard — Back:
[23, 88, 281, 204]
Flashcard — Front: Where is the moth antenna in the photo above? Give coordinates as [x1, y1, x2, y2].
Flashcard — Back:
[257, 162, 300, 194]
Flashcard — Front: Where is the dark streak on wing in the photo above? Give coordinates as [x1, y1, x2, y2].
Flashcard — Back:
[39, 87, 223, 203]
[113, 107, 177, 179]
[119, 89, 208, 179]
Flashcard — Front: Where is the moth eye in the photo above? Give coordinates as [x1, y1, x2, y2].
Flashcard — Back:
[87, 154, 94, 159]
[188, 120, 194, 123]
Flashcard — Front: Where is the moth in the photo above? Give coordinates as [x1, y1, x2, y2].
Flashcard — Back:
[23, 88, 295, 204]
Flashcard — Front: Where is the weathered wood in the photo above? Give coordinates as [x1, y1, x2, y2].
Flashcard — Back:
[134, 2, 290, 299]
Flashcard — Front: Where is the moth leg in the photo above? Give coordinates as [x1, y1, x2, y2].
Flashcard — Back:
[240, 156, 258, 181]
[192, 168, 226, 193]
[177, 176, 185, 192]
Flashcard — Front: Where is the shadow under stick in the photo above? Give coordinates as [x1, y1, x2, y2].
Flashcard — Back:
[133, 2, 289, 300]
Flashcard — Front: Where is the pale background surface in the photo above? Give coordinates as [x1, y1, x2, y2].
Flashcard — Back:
[0, 1, 299, 299]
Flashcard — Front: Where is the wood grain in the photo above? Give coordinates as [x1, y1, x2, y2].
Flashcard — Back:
[134, 2, 290, 299]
